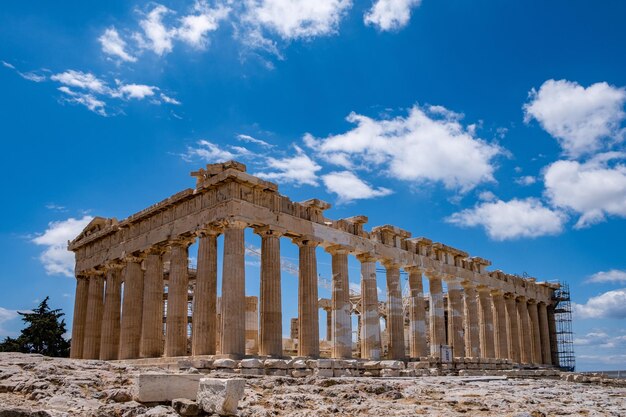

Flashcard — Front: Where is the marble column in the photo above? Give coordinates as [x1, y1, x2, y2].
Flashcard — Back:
[245, 296, 259, 355]
[325, 308, 332, 342]
[383, 262, 405, 360]
[538, 302, 552, 365]
[70, 276, 89, 359]
[463, 283, 480, 358]
[192, 230, 219, 356]
[528, 299, 542, 364]
[491, 290, 508, 360]
[295, 238, 319, 357]
[357, 254, 381, 360]
[166, 238, 192, 357]
[83, 271, 105, 359]
[517, 297, 532, 364]
[547, 306, 559, 366]
[141, 247, 165, 358]
[328, 246, 352, 359]
[445, 276, 465, 358]
[426, 271, 446, 357]
[119, 256, 145, 359]
[406, 267, 427, 358]
[221, 221, 247, 357]
[257, 228, 282, 357]
[504, 293, 521, 363]
[477, 286, 495, 358]
[100, 263, 123, 360]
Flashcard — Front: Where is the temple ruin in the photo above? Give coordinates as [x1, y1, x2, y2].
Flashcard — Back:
[68, 161, 563, 371]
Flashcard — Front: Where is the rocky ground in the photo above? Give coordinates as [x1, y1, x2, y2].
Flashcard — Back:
[0, 353, 624, 416]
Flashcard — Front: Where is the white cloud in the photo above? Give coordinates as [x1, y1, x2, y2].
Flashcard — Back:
[305, 105, 502, 192]
[176, 1, 230, 48]
[237, 134, 273, 148]
[182, 140, 238, 162]
[58, 87, 107, 116]
[255, 146, 321, 186]
[1, 60, 46, 82]
[447, 197, 566, 240]
[573, 288, 626, 319]
[244, 0, 352, 40]
[136, 5, 176, 55]
[116, 83, 156, 100]
[524, 79, 626, 157]
[477, 190, 497, 202]
[515, 175, 536, 186]
[98, 27, 137, 62]
[574, 331, 626, 348]
[51, 70, 109, 94]
[364, 0, 422, 31]
[32, 216, 94, 277]
[544, 153, 626, 228]
[322, 170, 392, 202]
[0, 307, 20, 339]
[349, 282, 361, 295]
[587, 269, 626, 284]
[160, 93, 181, 105]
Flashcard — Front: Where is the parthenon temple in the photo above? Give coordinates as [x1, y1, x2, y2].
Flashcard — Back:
[68, 161, 560, 369]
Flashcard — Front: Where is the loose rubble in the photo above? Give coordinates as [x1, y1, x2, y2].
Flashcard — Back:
[0, 353, 624, 416]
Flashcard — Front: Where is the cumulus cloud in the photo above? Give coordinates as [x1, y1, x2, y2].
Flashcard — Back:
[524, 79, 626, 157]
[305, 105, 502, 192]
[515, 175, 536, 186]
[0, 307, 20, 339]
[115, 83, 156, 100]
[51, 70, 109, 94]
[135, 4, 175, 55]
[544, 153, 626, 228]
[587, 269, 626, 284]
[32, 216, 94, 277]
[573, 288, 626, 319]
[176, 1, 230, 49]
[322, 170, 392, 202]
[574, 331, 626, 348]
[99, 27, 137, 62]
[255, 146, 321, 186]
[447, 197, 566, 240]
[181, 140, 241, 162]
[364, 0, 422, 31]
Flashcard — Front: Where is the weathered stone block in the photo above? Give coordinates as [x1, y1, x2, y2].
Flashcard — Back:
[291, 359, 307, 369]
[333, 369, 352, 377]
[240, 368, 263, 375]
[292, 369, 313, 377]
[363, 361, 381, 370]
[197, 378, 245, 416]
[264, 359, 288, 369]
[136, 373, 204, 402]
[266, 369, 287, 376]
[317, 359, 333, 369]
[315, 368, 334, 377]
[172, 398, 200, 416]
[213, 359, 237, 369]
[380, 360, 405, 370]
[381, 369, 400, 377]
[239, 358, 263, 368]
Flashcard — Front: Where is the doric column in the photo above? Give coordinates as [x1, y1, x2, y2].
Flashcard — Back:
[426, 271, 445, 357]
[477, 286, 495, 358]
[245, 296, 259, 355]
[406, 266, 427, 358]
[528, 299, 542, 364]
[328, 245, 352, 359]
[220, 221, 247, 357]
[165, 237, 193, 357]
[383, 261, 405, 360]
[141, 247, 166, 358]
[445, 276, 465, 358]
[547, 305, 559, 366]
[517, 296, 532, 364]
[192, 229, 219, 356]
[294, 237, 319, 357]
[491, 290, 508, 360]
[83, 270, 105, 359]
[357, 254, 381, 360]
[256, 227, 282, 357]
[119, 256, 145, 359]
[463, 283, 480, 358]
[100, 262, 123, 360]
[538, 302, 552, 365]
[70, 276, 89, 359]
[504, 293, 521, 363]
[325, 307, 332, 341]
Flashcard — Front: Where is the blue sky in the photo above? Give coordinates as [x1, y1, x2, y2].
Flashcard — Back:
[1, 0, 625, 371]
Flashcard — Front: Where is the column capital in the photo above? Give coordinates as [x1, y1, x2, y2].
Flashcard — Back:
[146, 243, 168, 256]
[404, 265, 422, 273]
[291, 236, 320, 247]
[526, 298, 538, 305]
[197, 225, 222, 238]
[516, 295, 528, 302]
[84, 268, 105, 277]
[325, 244, 350, 255]
[167, 234, 196, 249]
[424, 270, 442, 280]
[104, 260, 125, 271]
[218, 218, 247, 230]
[490, 289, 504, 297]
[503, 292, 517, 300]
[381, 259, 400, 269]
[123, 253, 147, 264]
[253, 225, 283, 238]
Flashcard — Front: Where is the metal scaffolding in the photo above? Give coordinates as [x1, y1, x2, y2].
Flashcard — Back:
[552, 281, 575, 372]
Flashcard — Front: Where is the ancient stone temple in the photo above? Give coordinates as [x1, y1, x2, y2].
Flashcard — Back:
[68, 161, 558, 368]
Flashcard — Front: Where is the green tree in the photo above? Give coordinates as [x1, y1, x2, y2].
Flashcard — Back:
[0, 297, 71, 357]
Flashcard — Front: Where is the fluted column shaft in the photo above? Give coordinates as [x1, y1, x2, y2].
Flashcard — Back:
[538, 302, 552, 365]
[504, 294, 521, 363]
[384, 263, 405, 360]
[119, 258, 144, 359]
[426, 272, 446, 357]
[491, 291, 508, 359]
[258, 229, 282, 357]
[358, 255, 381, 360]
[192, 231, 219, 356]
[330, 247, 352, 359]
[83, 273, 105, 359]
[296, 239, 319, 357]
[221, 222, 246, 357]
[166, 240, 192, 357]
[547, 306, 559, 366]
[478, 287, 495, 358]
[463, 284, 480, 357]
[517, 297, 532, 364]
[70, 276, 89, 359]
[141, 250, 165, 358]
[100, 265, 123, 360]
[446, 278, 465, 358]
[528, 300, 542, 364]
[407, 267, 427, 358]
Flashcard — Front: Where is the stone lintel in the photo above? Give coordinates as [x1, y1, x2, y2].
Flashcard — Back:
[300, 198, 332, 211]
